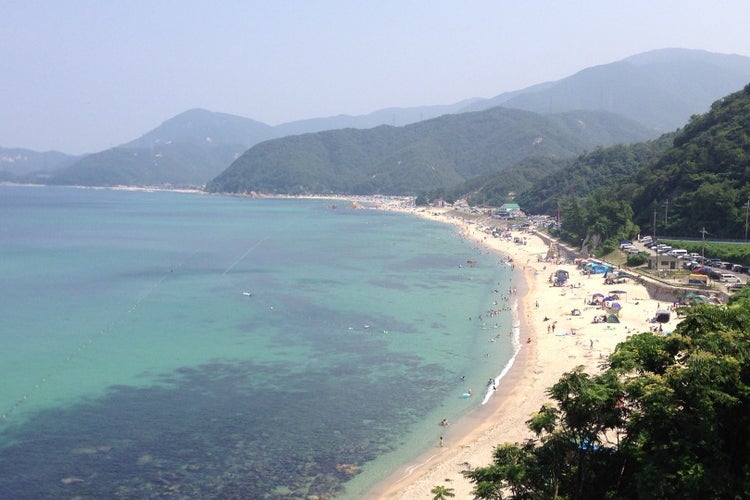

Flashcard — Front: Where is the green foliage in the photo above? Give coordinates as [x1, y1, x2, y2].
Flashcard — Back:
[207, 107, 655, 196]
[430, 484, 456, 500]
[535, 84, 750, 252]
[516, 137, 672, 215]
[626, 252, 648, 266]
[619, 83, 750, 239]
[555, 193, 639, 254]
[466, 302, 750, 498]
[418, 156, 568, 208]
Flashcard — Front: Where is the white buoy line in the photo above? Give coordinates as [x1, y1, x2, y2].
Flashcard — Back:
[0, 250, 200, 426]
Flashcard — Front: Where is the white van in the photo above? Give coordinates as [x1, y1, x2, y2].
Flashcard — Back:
[668, 249, 688, 258]
[720, 273, 740, 283]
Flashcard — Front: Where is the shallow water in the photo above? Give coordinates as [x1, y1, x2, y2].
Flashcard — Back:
[0, 185, 514, 498]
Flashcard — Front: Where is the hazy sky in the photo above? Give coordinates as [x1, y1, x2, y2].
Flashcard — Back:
[3, 1, 750, 154]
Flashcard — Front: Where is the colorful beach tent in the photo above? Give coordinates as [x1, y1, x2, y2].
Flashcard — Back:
[582, 259, 614, 274]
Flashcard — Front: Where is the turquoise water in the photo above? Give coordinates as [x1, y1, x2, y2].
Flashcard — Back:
[0, 185, 514, 498]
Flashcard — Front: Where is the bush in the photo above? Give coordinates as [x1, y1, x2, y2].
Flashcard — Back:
[626, 252, 648, 266]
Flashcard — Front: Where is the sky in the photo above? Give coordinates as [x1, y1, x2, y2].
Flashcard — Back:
[3, 1, 750, 155]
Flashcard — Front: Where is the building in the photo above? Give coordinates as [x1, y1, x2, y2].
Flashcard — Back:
[647, 254, 680, 270]
[493, 203, 522, 219]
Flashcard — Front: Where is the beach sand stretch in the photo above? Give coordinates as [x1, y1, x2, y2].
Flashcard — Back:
[365, 201, 672, 500]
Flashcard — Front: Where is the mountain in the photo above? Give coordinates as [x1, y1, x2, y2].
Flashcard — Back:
[35, 48, 750, 188]
[0, 147, 79, 181]
[615, 82, 750, 239]
[272, 99, 481, 137]
[512, 136, 674, 214]
[461, 48, 750, 132]
[122, 108, 276, 149]
[206, 107, 656, 195]
[48, 109, 276, 187]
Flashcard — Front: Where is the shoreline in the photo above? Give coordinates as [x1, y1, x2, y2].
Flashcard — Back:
[5, 187, 665, 497]
[364, 201, 669, 499]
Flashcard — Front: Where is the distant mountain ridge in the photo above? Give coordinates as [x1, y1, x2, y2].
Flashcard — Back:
[11, 48, 750, 188]
[461, 48, 750, 131]
[0, 147, 80, 182]
[47, 109, 276, 187]
[123, 109, 277, 149]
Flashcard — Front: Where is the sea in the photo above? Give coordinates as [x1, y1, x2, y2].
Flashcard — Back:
[0, 184, 518, 499]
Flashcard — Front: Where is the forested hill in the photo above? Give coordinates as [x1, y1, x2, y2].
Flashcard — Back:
[542, 83, 750, 255]
[206, 107, 655, 195]
[420, 136, 673, 210]
[514, 136, 674, 214]
[616, 82, 750, 238]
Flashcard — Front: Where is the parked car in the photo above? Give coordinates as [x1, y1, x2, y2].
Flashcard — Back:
[720, 273, 740, 283]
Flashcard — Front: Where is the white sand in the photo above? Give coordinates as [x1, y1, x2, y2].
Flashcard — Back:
[366, 203, 669, 499]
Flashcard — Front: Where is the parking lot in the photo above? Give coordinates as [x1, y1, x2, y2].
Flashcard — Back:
[622, 237, 748, 288]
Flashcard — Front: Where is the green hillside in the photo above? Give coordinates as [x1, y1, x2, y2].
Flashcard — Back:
[515, 136, 674, 214]
[617, 83, 750, 239]
[540, 83, 750, 255]
[207, 107, 655, 195]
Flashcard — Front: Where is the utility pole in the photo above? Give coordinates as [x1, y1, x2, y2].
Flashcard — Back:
[653, 209, 659, 273]
[664, 199, 669, 226]
[700, 227, 709, 261]
[745, 199, 749, 241]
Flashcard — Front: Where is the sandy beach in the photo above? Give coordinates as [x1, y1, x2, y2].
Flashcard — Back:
[365, 202, 671, 499]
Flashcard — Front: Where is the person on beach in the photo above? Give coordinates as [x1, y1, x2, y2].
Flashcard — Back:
[439, 436, 444, 447]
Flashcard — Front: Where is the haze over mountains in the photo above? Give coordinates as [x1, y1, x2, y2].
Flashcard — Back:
[2, 48, 750, 190]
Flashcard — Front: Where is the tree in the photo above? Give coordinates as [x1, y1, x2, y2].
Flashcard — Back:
[430, 484, 456, 500]
[464, 301, 750, 498]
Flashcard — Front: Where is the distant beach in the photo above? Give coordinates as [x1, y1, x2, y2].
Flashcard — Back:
[366, 201, 672, 499]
